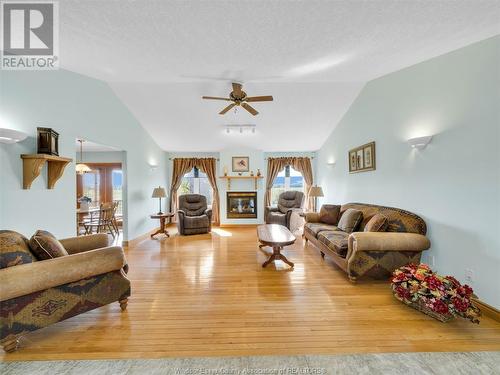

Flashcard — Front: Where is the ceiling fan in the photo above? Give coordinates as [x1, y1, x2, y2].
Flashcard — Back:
[202, 82, 273, 116]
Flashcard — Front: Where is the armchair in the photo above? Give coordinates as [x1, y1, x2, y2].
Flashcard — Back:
[265, 191, 305, 229]
[0, 231, 130, 352]
[177, 194, 212, 235]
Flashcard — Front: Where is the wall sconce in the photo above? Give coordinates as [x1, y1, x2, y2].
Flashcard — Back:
[327, 160, 336, 166]
[0, 128, 28, 144]
[408, 135, 433, 150]
[149, 164, 158, 171]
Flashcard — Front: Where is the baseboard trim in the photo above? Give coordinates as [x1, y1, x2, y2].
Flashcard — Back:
[472, 298, 500, 322]
[122, 228, 159, 248]
[219, 224, 259, 228]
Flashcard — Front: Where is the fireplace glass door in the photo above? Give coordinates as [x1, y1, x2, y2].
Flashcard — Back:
[227, 192, 257, 219]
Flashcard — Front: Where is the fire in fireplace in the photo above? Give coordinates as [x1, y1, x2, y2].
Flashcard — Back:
[227, 192, 257, 219]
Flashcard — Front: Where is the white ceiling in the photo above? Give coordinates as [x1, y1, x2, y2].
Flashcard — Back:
[59, 1, 500, 151]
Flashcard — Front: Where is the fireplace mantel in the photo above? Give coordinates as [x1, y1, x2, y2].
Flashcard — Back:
[219, 175, 263, 190]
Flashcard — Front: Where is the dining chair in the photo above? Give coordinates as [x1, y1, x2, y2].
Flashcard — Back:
[111, 200, 121, 235]
[84, 203, 116, 237]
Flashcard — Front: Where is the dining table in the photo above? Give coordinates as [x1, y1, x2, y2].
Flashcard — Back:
[76, 206, 100, 235]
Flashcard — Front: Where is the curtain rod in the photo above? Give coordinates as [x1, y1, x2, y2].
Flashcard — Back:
[169, 157, 220, 161]
[264, 156, 314, 160]
[168, 157, 313, 161]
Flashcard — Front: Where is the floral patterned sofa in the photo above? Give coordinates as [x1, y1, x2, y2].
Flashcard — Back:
[304, 203, 431, 282]
[0, 231, 130, 352]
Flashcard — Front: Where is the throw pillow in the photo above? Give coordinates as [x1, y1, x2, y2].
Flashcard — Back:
[364, 214, 389, 232]
[337, 209, 363, 233]
[319, 205, 341, 225]
[0, 230, 37, 269]
[29, 230, 68, 260]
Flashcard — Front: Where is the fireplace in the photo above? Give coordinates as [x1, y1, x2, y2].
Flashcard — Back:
[227, 192, 257, 219]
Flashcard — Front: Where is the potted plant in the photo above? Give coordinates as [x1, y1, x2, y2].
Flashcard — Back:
[78, 196, 92, 211]
[391, 263, 480, 323]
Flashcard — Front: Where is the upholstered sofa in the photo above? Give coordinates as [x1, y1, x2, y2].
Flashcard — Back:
[0, 231, 130, 352]
[304, 203, 431, 282]
[177, 194, 212, 235]
[265, 191, 305, 229]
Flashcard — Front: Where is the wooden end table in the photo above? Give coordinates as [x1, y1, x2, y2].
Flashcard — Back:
[150, 213, 174, 238]
[257, 224, 296, 268]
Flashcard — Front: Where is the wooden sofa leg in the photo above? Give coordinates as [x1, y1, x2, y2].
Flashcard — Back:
[119, 298, 129, 311]
[1, 334, 21, 353]
[320, 251, 325, 259]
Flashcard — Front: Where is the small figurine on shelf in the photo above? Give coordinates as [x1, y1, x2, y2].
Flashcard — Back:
[250, 170, 255, 177]
[223, 166, 228, 176]
[238, 172, 243, 176]
[256, 168, 262, 177]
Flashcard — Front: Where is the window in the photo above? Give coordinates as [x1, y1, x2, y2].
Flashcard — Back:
[112, 169, 123, 216]
[177, 167, 213, 205]
[271, 165, 304, 205]
[82, 172, 100, 207]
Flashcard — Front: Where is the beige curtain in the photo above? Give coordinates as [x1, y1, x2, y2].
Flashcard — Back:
[264, 157, 314, 211]
[264, 157, 288, 208]
[169, 158, 220, 224]
[291, 157, 314, 211]
[169, 158, 197, 217]
[197, 158, 220, 225]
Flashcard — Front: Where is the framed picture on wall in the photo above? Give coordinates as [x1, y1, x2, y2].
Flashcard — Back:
[232, 156, 249, 172]
[349, 151, 357, 172]
[348, 142, 376, 173]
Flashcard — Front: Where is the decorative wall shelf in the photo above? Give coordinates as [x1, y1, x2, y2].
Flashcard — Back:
[219, 175, 264, 190]
[21, 154, 72, 189]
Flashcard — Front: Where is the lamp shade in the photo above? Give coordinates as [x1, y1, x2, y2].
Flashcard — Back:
[152, 187, 167, 198]
[309, 186, 324, 197]
[75, 163, 92, 174]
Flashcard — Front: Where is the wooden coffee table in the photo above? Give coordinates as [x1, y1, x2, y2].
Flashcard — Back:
[257, 224, 296, 268]
[150, 213, 174, 238]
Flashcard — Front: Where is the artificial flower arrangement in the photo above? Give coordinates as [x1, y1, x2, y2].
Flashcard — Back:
[391, 263, 480, 323]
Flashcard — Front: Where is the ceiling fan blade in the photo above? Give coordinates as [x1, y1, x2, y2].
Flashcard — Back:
[245, 95, 274, 102]
[202, 96, 232, 101]
[241, 102, 258, 116]
[219, 103, 236, 115]
[232, 82, 243, 96]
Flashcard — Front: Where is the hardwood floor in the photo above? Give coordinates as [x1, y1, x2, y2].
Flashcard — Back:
[3, 226, 500, 360]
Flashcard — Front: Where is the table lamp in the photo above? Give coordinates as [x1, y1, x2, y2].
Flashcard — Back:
[309, 185, 324, 212]
[152, 186, 167, 215]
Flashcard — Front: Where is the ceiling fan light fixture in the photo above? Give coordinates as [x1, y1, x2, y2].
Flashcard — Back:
[224, 124, 256, 135]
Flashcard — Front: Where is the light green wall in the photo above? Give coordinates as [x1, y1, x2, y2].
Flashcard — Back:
[167, 150, 316, 224]
[83, 151, 124, 163]
[0, 69, 168, 241]
[317, 36, 500, 308]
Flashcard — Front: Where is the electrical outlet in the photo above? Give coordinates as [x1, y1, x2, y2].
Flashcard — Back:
[465, 268, 474, 285]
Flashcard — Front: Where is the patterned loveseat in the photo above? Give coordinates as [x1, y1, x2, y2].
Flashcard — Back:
[304, 203, 431, 282]
[0, 231, 130, 352]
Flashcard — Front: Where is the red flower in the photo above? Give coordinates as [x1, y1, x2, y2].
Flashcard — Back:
[425, 275, 443, 290]
[393, 273, 408, 282]
[452, 297, 469, 312]
[457, 285, 473, 297]
[431, 299, 449, 314]
[395, 285, 411, 301]
[445, 275, 461, 288]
